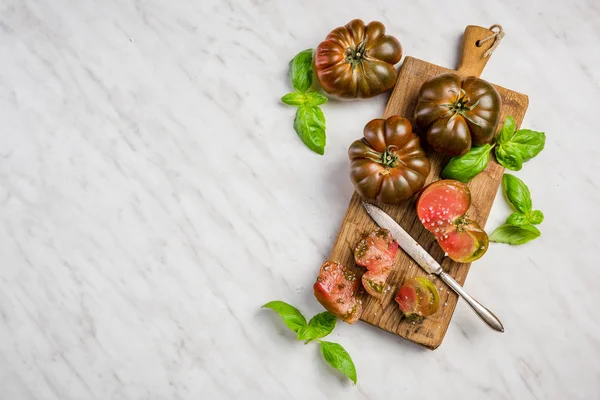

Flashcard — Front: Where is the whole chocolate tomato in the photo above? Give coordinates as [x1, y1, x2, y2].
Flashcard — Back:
[349, 116, 430, 204]
[414, 73, 502, 156]
[314, 19, 402, 99]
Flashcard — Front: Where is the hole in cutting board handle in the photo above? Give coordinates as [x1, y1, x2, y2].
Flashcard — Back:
[457, 25, 501, 78]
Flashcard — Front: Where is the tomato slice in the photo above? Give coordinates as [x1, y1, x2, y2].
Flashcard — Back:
[354, 228, 397, 297]
[362, 266, 391, 297]
[395, 277, 440, 318]
[313, 261, 362, 324]
[354, 228, 397, 272]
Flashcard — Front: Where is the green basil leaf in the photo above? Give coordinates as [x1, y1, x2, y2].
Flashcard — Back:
[510, 129, 546, 161]
[289, 49, 314, 93]
[297, 312, 336, 342]
[496, 143, 523, 171]
[262, 301, 307, 333]
[489, 224, 540, 245]
[496, 116, 516, 144]
[294, 106, 326, 155]
[281, 92, 307, 106]
[502, 174, 532, 214]
[319, 341, 357, 384]
[441, 144, 493, 182]
[527, 210, 544, 225]
[304, 91, 328, 107]
[506, 212, 528, 226]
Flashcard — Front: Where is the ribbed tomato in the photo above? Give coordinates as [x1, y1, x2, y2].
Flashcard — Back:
[314, 19, 402, 99]
[414, 73, 502, 156]
[349, 116, 430, 204]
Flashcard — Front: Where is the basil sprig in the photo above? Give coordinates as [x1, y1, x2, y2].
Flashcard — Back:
[281, 50, 328, 155]
[496, 117, 546, 170]
[262, 301, 357, 384]
[489, 174, 543, 245]
[442, 116, 546, 182]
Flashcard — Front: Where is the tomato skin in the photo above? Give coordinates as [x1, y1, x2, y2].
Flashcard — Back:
[395, 277, 440, 318]
[313, 261, 362, 324]
[314, 19, 402, 99]
[414, 73, 502, 156]
[349, 116, 430, 205]
[416, 180, 489, 262]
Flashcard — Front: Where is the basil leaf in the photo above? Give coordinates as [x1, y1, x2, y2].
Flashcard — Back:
[502, 174, 532, 214]
[489, 224, 540, 245]
[297, 312, 336, 342]
[289, 49, 313, 93]
[319, 341, 357, 384]
[496, 143, 523, 171]
[496, 116, 516, 144]
[506, 212, 528, 226]
[304, 91, 328, 107]
[262, 301, 307, 333]
[528, 210, 544, 225]
[441, 144, 493, 182]
[281, 92, 306, 106]
[510, 129, 546, 161]
[294, 106, 326, 155]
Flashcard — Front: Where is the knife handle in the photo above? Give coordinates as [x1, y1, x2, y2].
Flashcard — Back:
[439, 271, 505, 333]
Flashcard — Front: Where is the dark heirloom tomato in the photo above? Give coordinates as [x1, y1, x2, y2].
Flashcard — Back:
[354, 228, 398, 297]
[314, 19, 402, 99]
[416, 180, 489, 263]
[314, 261, 362, 324]
[414, 73, 502, 156]
[349, 116, 430, 204]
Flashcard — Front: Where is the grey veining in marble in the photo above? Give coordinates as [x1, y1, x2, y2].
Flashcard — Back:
[1, 0, 599, 398]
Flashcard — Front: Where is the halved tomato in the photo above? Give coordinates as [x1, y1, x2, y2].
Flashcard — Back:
[416, 180, 488, 262]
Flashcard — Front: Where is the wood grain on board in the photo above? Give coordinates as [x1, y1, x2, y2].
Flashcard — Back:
[327, 26, 529, 349]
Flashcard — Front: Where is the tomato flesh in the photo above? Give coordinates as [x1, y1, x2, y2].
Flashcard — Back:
[354, 228, 397, 272]
[395, 277, 440, 318]
[416, 180, 488, 263]
[313, 261, 362, 324]
[354, 228, 397, 297]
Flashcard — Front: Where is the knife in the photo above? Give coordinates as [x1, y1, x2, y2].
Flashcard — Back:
[362, 201, 504, 333]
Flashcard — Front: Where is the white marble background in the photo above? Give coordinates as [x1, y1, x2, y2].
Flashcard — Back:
[1, 0, 599, 398]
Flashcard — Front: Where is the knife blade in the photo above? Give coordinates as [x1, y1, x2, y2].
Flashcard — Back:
[362, 201, 504, 333]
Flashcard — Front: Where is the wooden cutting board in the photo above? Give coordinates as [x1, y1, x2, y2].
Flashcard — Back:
[328, 25, 529, 349]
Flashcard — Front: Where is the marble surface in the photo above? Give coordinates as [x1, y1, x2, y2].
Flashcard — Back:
[1, 0, 599, 398]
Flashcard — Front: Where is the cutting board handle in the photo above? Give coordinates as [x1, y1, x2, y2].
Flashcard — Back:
[457, 25, 503, 78]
